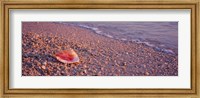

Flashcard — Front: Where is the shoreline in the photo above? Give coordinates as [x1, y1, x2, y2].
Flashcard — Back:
[60, 22, 177, 55]
[22, 22, 178, 76]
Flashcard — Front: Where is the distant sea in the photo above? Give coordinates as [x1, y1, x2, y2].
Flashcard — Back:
[60, 22, 178, 55]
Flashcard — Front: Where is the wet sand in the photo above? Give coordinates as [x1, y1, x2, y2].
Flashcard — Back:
[22, 22, 178, 76]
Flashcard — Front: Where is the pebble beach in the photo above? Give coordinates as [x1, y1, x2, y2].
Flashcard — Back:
[22, 22, 178, 76]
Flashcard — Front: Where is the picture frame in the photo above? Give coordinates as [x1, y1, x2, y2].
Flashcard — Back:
[0, 0, 199, 97]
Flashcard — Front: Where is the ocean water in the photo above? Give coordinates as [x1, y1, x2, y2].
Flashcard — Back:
[61, 22, 178, 55]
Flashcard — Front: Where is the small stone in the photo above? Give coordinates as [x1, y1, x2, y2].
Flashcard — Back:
[61, 71, 66, 74]
[83, 64, 87, 68]
[123, 62, 127, 66]
[145, 72, 150, 76]
[143, 65, 146, 68]
[42, 61, 47, 65]
[41, 65, 46, 69]
[83, 70, 87, 74]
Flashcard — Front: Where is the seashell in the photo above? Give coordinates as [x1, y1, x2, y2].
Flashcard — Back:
[54, 48, 79, 64]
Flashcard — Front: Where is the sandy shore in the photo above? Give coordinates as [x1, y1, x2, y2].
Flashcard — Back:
[22, 22, 178, 76]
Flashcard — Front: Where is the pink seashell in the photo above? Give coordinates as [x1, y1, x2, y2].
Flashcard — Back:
[54, 48, 79, 64]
